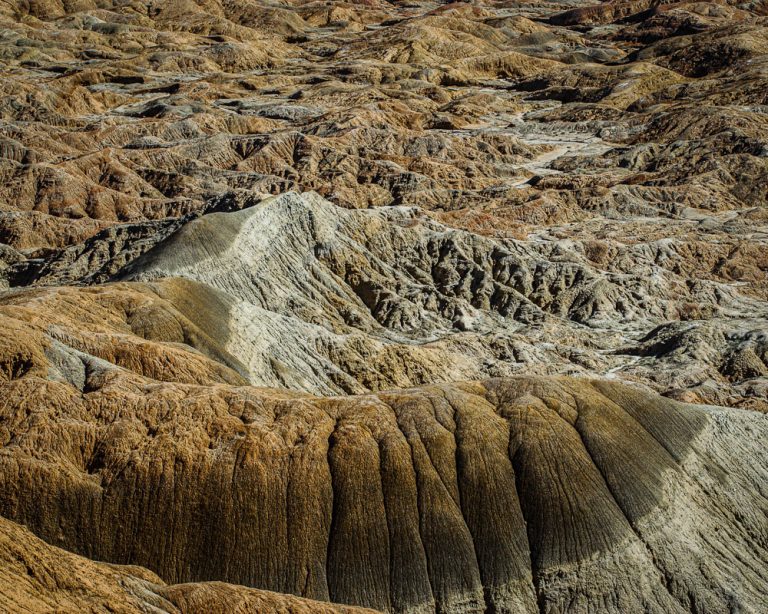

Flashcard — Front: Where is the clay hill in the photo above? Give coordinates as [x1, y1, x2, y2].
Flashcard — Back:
[0, 0, 767, 613]
[0, 515, 375, 614]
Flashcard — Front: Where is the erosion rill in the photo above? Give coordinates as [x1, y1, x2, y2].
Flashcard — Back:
[0, 1, 766, 613]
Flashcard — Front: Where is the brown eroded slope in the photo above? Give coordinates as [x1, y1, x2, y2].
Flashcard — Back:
[0, 515, 375, 614]
[0, 282, 767, 612]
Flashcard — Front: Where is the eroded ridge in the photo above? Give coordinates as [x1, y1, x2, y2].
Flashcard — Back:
[1, 298, 766, 612]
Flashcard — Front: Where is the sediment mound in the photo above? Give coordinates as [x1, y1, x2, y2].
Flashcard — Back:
[0, 515, 373, 613]
[1, 322, 766, 612]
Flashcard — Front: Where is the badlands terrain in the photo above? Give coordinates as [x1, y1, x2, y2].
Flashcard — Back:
[0, 0, 767, 613]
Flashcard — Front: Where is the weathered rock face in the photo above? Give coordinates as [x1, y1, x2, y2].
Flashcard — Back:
[0, 515, 375, 614]
[1, 0, 767, 612]
[3, 191, 765, 405]
[1, 306, 767, 612]
[1, 0, 766, 408]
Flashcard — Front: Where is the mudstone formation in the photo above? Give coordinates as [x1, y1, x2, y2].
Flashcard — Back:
[0, 0, 767, 613]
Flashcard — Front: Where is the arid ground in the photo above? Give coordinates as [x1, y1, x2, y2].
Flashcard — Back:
[1, 1, 767, 613]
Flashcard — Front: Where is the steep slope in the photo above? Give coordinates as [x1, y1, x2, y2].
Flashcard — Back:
[0, 301, 767, 612]
[0, 515, 375, 614]
[118, 191, 767, 405]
